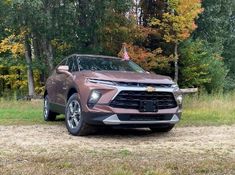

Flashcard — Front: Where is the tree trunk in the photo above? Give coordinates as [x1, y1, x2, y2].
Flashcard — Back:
[174, 43, 179, 83]
[47, 42, 54, 71]
[42, 37, 54, 72]
[32, 35, 46, 84]
[135, 0, 139, 25]
[41, 1, 54, 72]
[24, 35, 35, 97]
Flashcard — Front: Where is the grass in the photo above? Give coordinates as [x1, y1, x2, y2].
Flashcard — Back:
[0, 100, 63, 125]
[181, 92, 235, 126]
[1, 148, 234, 175]
[0, 93, 235, 126]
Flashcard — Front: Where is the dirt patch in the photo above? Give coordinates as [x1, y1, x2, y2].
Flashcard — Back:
[0, 125, 234, 175]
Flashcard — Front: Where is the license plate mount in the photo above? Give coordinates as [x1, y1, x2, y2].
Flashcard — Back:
[139, 100, 158, 112]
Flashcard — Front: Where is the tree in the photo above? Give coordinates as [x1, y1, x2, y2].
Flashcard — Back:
[140, 0, 168, 26]
[97, 0, 135, 55]
[118, 43, 172, 72]
[150, 0, 203, 82]
[0, 0, 135, 97]
[194, 0, 235, 90]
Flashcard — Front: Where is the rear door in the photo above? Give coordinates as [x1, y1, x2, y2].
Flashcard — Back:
[46, 71, 57, 104]
[46, 58, 67, 106]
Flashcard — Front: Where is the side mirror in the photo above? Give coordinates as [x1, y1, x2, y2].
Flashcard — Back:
[56, 65, 69, 74]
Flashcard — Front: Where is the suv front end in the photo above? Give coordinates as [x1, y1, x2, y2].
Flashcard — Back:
[79, 78, 182, 127]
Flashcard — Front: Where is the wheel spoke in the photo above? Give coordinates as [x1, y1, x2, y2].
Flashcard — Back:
[44, 99, 47, 109]
[44, 99, 48, 118]
[69, 103, 74, 114]
[68, 118, 73, 128]
[73, 117, 79, 127]
[77, 107, 81, 114]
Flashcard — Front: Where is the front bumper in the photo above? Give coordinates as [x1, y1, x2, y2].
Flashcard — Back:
[83, 112, 181, 126]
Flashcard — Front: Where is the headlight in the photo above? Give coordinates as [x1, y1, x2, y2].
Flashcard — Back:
[88, 90, 102, 107]
[87, 79, 117, 86]
[171, 83, 180, 91]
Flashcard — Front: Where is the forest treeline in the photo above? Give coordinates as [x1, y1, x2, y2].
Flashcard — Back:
[0, 0, 234, 98]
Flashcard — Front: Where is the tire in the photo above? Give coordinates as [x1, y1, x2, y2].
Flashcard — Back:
[43, 95, 57, 121]
[149, 124, 175, 133]
[65, 93, 92, 136]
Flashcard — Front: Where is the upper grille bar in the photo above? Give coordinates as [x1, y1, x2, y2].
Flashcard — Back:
[116, 82, 172, 88]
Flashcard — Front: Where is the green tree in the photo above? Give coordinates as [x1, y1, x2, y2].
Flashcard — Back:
[179, 39, 210, 88]
[194, 0, 235, 90]
[179, 39, 227, 93]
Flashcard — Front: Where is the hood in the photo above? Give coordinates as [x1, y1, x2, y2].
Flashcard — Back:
[76, 71, 174, 84]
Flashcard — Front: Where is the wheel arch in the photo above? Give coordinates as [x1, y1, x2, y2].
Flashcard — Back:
[44, 90, 48, 98]
[67, 87, 78, 102]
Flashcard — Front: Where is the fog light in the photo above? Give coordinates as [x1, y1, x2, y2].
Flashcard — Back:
[88, 90, 102, 106]
[176, 95, 183, 104]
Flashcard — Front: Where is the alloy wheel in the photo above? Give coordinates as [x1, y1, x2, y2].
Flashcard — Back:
[67, 100, 81, 129]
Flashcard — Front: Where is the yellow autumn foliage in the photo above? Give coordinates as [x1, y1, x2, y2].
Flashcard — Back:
[0, 34, 25, 57]
[51, 39, 72, 53]
[0, 64, 44, 95]
[0, 65, 27, 90]
[151, 0, 203, 43]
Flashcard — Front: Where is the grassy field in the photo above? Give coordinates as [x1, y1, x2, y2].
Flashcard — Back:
[180, 93, 235, 126]
[0, 93, 235, 126]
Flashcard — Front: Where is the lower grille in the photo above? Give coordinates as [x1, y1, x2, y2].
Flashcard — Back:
[118, 114, 173, 121]
[110, 91, 177, 110]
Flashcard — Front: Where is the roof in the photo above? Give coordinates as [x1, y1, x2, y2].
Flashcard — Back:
[66, 54, 120, 60]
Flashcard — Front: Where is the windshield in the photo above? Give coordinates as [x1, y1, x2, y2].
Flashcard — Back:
[77, 56, 145, 73]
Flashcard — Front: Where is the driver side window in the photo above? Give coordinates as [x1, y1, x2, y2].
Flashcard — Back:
[67, 58, 74, 72]
[67, 57, 79, 72]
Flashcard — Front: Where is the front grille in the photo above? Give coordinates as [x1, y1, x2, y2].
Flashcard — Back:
[110, 91, 177, 110]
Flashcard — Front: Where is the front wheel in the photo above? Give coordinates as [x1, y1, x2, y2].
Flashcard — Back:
[65, 93, 92, 136]
[149, 124, 175, 133]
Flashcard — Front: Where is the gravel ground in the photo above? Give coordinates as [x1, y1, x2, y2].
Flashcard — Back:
[0, 125, 234, 175]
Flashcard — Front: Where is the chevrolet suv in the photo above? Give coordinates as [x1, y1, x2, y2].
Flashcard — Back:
[43, 54, 183, 135]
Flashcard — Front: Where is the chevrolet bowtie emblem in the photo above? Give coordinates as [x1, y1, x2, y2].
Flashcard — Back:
[146, 86, 155, 92]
